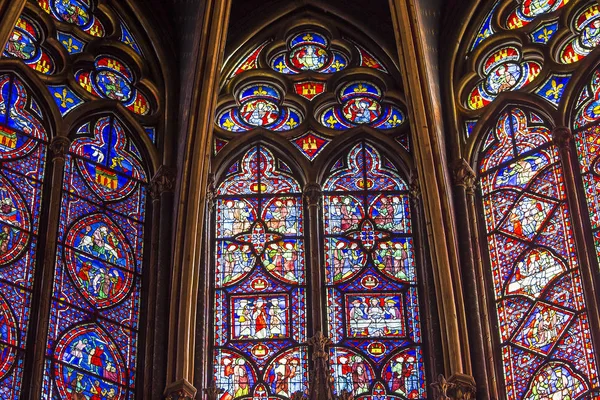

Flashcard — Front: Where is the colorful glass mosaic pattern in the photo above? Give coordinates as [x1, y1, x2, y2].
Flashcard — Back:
[559, 3, 600, 64]
[38, 0, 105, 37]
[42, 117, 147, 399]
[217, 84, 303, 132]
[76, 56, 151, 116]
[3, 16, 56, 75]
[573, 67, 600, 130]
[478, 108, 600, 400]
[212, 145, 308, 398]
[323, 142, 426, 399]
[47, 85, 84, 116]
[0, 74, 48, 398]
[270, 31, 348, 75]
[471, 1, 498, 51]
[228, 41, 271, 79]
[319, 82, 405, 131]
[534, 74, 571, 107]
[506, 0, 568, 30]
[467, 46, 541, 110]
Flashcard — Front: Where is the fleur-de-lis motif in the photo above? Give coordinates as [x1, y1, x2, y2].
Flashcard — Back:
[354, 83, 367, 93]
[332, 60, 345, 72]
[275, 61, 287, 73]
[286, 118, 298, 129]
[54, 88, 74, 108]
[545, 79, 564, 100]
[254, 86, 267, 96]
[326, 115, 337, 128]
[387, 114, 402, 128]
[223, 118, 235, 130]
[62, 37, 80, 53]
[537, 27, 554, 43]
[303, 33, 314, 41]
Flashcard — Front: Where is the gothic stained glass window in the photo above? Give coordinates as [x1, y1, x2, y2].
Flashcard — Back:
[0, 74, 48, 397]
[573, 66, 600, 274]
[212, 145, 309, 399]
[478, 108, 600, 399]
[323, 142, 426, 399]
[41, 117, 148, 399]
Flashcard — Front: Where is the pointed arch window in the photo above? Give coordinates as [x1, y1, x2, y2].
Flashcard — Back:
[451, 0, 600, 398]
[209, 15, 428, 400]
[0, 0, 166, 397]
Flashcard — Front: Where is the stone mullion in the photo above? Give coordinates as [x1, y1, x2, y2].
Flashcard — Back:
[553, 127, 600, 371]
[27, 135, 70, 400]
[143, 166, 176, 399]
[304, 183, 324, 334]
[453, 159, 498, 400]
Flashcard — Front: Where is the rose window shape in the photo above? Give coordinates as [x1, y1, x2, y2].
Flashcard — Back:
[318, 82, 406, 131]
[217, 83, 304, 132]
[270, 31, 349, 75]
[75, 56, 152, 115]
[467, 46, 541, 110]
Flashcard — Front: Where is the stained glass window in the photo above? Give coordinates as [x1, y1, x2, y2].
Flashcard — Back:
[0, 74, 48, 397]
[323, 142, 426, 399]
[478, 108, 600, 399]
[213, 19, 422, 399]
[212, 145, 309, 398]
[42, 116, 147, 398]
[573, 66, 600, 276]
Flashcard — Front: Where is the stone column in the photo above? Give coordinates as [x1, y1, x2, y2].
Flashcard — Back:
[164, 0, 232, 397]
[431, 373, 476, 400]
[28, 135, 70, 399]
[452, 159, 494, 399]
[388, 0, 472, 377]
[146, 166, 177, 399]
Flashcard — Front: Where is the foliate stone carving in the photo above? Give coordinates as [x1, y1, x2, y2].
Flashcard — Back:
[431, 374, 454, 400]
[303, 183, 322, 207]
[409, 174, 421, 201]
[50, 136, 71, 160]
[203, 381, 224, 400]
[164, 379, 197, 400]
[307, 331, 335, 400]
[453, 159, 476, 194]
[431, 373, 476, 400]
[552, 126, 572, 149]
[290, 391, 308, 400]
[448, 374, 476, 400]
[335, 389, 355, 400]
[150, 165, 176, 200]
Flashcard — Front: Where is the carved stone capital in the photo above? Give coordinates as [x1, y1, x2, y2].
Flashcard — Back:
[50, 136, 71, 160]
[409, 175, 421, 201]
[307, 330, 332, 360]
[164, 379, 197, 400]
[335, 389, 355, 400]
[552, 126, 573, 149]
[203, 381, 224, 400]
[453, 159, 476, 194]
[290, 391, 308, 400]
[448, 373, 476, 400]
[303, 183, 322, 207]
[150, 165, 177, 200]
[431, 374, 476, 400]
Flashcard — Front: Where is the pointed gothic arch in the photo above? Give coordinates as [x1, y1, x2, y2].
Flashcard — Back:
[0, 0, 175, 398]
[445, 0, 600, 398]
